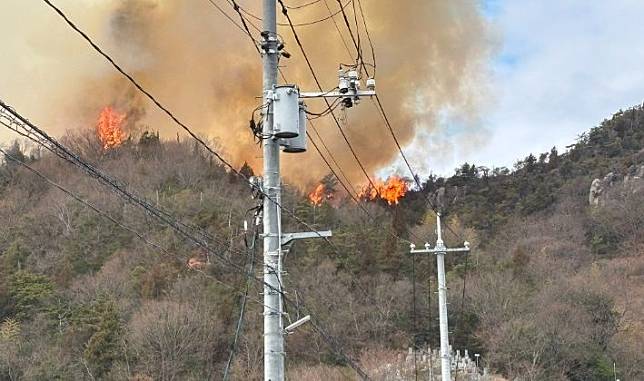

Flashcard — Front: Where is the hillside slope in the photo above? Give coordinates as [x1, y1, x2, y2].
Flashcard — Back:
[0, 104, 642, 380]
[421, 104, 644, 380]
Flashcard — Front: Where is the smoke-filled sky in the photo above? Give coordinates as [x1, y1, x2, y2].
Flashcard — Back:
[391, 0, 644, 175]
[1, 1, 643, 187]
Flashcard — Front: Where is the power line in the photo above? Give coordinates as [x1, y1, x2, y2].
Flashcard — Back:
[306, 130, 360, 202]
[285, 0, 324, 10]
[16, 2, 374, 371]
[231, 1, 469, 375]
[241, 5, 420, 376]
[372, 96, 419, 188]
[205, 0, 261, 53]
[372, 94, 473, 370]
[52, 0, 424, 277]
[221, 0, 264, 34]
[272, 12, 426, 249]
[353, 8, 472, 367]
[38, 2, 422, 376]
[275, 70, 391, 228]
[304, 96, 342, 118]
[223, 225, 258, 381]
[355, 0, 376, 77]
[226, 0, 262, 50]
[42, 0, 336, 259]
[1, 101, 295, 333]
[306, 123, 420, 245]
[221, 0, 420, 243]
[273, 68, 362, 206]
[277, 0, 381, 198]
[0, 101, 288, 298]
[351, 0, 361, 55]
[229, 10, 361, 207]
[9, 7, 364, 357]
[411, 249, 419, 381]
[453, 254, 470, 381]
[353, 7, 469, 352]
[40, 0, 233, 174]
[0, 102, 235, 264]
[233, 0, 353, 27]
[426, 255, 435, 377]
[340, 0, 455, 240]
[335, 0, 368, 77]
[0, 110, 216, 247]
[1, 100, 370, 378]
[322, 0, 354, 60]
[372, 95, 466, 242]
[40, 0, 338, 254]
[0, 143, 285, 319]
[330, 2, 457, 242]
[329, 4, 453, 240]
[307, 122, 358, 196]
[3, 136, 219, 252]
[210, 0, 405, 242]
[290, 285, 371, 380]
[209, 0, 377, 241]
[351, 0, 363, 73]
[0, 147, 168, 254]
[277, 0, 425, 248]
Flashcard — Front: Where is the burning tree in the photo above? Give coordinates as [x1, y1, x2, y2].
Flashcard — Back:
[307, 174, 338, 206]
[359, 176, 408, 205]
[308, 183, 325, 206]
[96, 106, 127, 150]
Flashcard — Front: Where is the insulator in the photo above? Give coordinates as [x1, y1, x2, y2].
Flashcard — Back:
[339, 76, 349, 94]
[366, 77, 376, 90]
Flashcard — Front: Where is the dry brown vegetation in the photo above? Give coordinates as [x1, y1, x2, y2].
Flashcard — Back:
[0, 104, 642, 380]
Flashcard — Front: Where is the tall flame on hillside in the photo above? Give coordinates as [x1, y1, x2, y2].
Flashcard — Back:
[359, 176, 408, 205]
[97, 106, 127, 150]
[308, 183, 325, 206]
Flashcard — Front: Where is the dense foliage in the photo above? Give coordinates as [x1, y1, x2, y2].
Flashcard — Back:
[0, 104, 642, 380]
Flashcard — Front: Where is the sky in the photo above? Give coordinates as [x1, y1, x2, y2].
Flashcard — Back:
[389, 0, 644, 176]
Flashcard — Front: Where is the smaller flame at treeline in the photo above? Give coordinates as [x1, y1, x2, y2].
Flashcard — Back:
[96, 107, 408, 205]
[97, 106, 127, 150]
[308, 176, 408, 206]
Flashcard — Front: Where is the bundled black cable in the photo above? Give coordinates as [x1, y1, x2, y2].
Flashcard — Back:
[223, 219, 259, 381]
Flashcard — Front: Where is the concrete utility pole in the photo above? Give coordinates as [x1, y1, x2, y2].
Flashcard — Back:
[256, 3, 374, 379]
[410, 214, 470, 381]
[260, 1, 282, 380]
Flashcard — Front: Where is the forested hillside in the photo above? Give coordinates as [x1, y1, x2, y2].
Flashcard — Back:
[0, 104, 642, 380]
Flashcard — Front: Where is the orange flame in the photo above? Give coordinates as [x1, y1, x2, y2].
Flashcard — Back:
[97, 106, 127, 150]
[359, 176, 408, 205]
[308, 183, 325, 206]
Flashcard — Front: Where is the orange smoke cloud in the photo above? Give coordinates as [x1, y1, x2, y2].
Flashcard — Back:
[0, 1, 494, 187]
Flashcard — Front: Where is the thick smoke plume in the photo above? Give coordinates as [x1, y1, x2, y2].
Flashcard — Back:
[0, 0, 493, 188]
